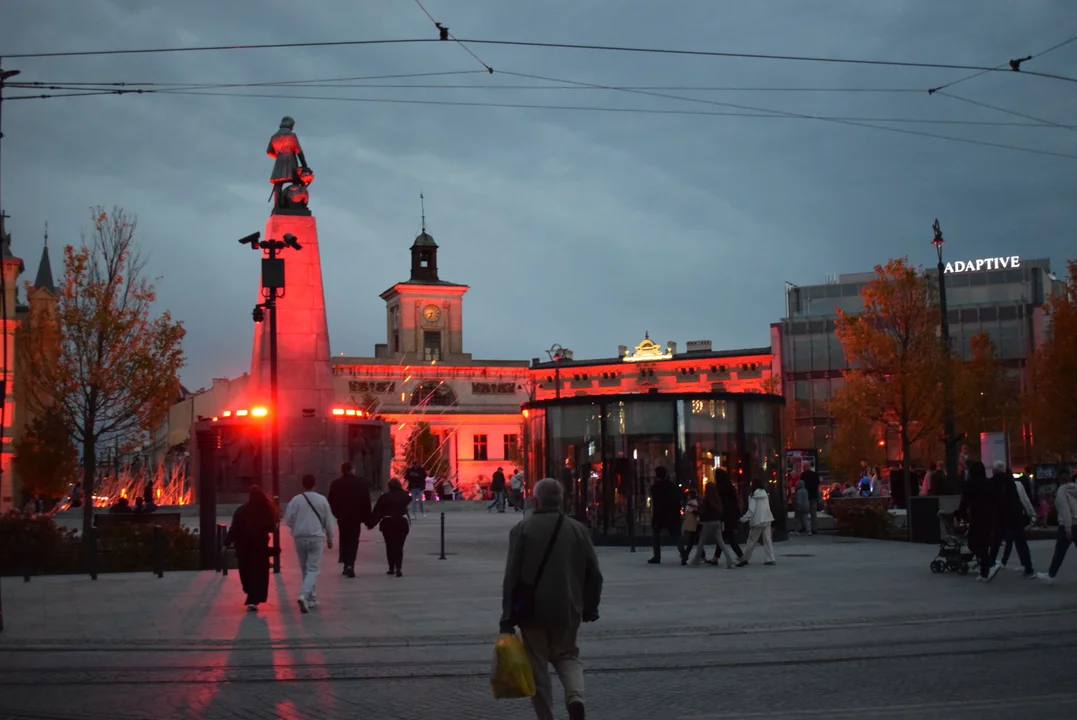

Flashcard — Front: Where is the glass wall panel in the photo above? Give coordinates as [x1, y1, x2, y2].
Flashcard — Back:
[548, 403, 603, 520]
[525, 409, 546, 487]
[604, 400, 676, 538]
[681, 399, 738, 495]
[743, 402, 786, 531]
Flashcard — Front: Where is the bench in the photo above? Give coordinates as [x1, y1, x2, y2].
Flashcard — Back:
[94, 512, 183, 529]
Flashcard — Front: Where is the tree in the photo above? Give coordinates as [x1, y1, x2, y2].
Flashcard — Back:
[1027, 260, 1077, 460]
[403, 421, 450, 479]
[954, 333, 1018, 444]
[22, 207, 186, 537]
[834, 258, 947, 499]
[827, 382, 885, 484]
[13, 407, 79, 500]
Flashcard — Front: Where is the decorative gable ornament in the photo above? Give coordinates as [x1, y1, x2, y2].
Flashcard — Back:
[623, 332, 674, 363]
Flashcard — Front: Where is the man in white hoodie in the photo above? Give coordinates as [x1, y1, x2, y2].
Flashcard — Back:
[1037, 470, 1077, 584]
[737, 479, 776, 566]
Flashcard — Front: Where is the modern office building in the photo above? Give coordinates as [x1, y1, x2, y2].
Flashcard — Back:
[523, 335, 786, 543]
[774, 255, 1064, 468]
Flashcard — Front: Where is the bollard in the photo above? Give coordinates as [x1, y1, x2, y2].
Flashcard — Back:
[439, 512, 446, 560]
[86, 527, 99, 580]
[152, 525, 165, 578]
[218, 524, 229, 577]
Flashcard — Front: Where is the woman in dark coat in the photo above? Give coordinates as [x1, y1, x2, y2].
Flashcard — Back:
[226, 486, 279, 610]
[714, 469, 746, 563]
[368, 479, 412, 577]
[957, 460, 995, 579]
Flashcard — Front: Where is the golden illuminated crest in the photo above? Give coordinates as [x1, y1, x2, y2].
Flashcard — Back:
[622, 331, 673, 363]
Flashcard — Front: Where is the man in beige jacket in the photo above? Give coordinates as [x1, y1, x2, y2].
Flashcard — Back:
[500, 478, 603, 720]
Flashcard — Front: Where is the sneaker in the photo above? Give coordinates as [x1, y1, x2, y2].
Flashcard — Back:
[297, 597, 309, 614]
[977, 576, 986, 582]
[1020, 571, 1036, 579]
[395, 569, 403, 577]
[736, 560, 749, 568]
[246, 604, 258, 612]
[764, 561, 776, 566]
[986, 564, 1003, 582]
[568, 700, 586, 720]
[386, 568, 396, 575]
[1036, 572, 1055, 584]
[647, 557, 661, 565]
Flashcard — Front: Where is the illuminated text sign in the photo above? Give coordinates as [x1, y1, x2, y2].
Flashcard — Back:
[944, 256, 1020, 274]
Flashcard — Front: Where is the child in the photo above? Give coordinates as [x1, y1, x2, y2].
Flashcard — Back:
[793, 479, 811, 535]
[737, 478, 776, 566]
[682, 489, 701, 562]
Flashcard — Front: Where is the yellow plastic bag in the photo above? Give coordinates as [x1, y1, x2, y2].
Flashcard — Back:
[490, 633, 536, 699]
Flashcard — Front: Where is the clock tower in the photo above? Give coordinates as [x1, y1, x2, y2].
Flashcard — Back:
[379, 227, 470, 362]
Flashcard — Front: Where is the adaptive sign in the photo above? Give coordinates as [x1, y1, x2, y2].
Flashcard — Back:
[944, 256, 1020, 274]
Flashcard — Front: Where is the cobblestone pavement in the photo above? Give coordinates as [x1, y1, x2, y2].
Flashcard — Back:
[2, 511, 1076, 718]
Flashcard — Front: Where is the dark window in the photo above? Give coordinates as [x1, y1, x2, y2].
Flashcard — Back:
[998, 306, 1017, 321]
[392, 331, 400, 353]
[1006, 269, 1024, 283]
[503, 434, 520, 462]
[987, 271, 1006, 285]
[423, 331, 442, 361]
[947, 309, 959, 324]
[960, 309, 978, 323]
[841, 283, 858, 297]
[825, 284, 842, 298]
[473, 434, 488, 461]
[950, 274, 971, 287]
[979, 307, 998, 322]
[410, 381, 457, 407]
[969, 273, 987, 287]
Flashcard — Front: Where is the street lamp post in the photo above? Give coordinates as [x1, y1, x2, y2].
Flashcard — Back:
[240, 231, 302, 574]
[546, 343, 566, 399]
[932, 219, 962, 487]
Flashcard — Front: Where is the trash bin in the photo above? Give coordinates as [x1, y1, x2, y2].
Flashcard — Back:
[908, 495, 941, 544]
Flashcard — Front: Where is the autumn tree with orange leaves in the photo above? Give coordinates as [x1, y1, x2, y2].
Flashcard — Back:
[954, 333, 1019, 445]
[1027, 260, 1077, 461]
[22, 208, 186, 536]
[831, 258, 947, 500]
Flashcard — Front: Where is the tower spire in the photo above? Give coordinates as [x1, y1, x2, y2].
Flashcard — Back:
[420, 192, 426, 233]
[44, 221, 48, 247]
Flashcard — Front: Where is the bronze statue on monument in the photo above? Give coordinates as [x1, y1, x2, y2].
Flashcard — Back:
[267, 116, 314, 214]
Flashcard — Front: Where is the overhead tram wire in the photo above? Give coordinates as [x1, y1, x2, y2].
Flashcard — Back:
[410, 0, 493, 73]
[928, 34, 1077, 94]
[7, 36, 1077, 84]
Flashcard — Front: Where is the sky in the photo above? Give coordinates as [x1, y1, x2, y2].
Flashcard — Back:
[2, 0, 1076, 389]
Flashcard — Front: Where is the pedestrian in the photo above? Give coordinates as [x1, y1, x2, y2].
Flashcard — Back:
[328, 462, 372, 579]
[500, 477, 602, 720]
[985, 460, 1036, 581]
[681, 489, 701, 559]
[510, 469, 525, 512]
[800, 465, 820, 534]
[367, 478, 412, 577]
[714, 469, 746, 565]
[283, 474, 335, 613]
[738, 479, 776, 566]
[957, 460, 996, 579]
[226, 486, 279, 611]
[793, 479, 811, 535]
[689, 483, 730, 567]
[489, 467, 508, 513]
[1000, 472, 1034, 572]
[405, 461, 427, 519]
[1037, 470, 1077, 583]
[647, 466, 685, 564]
[424, 473, 436, 502]
[70, 481, 84, 509]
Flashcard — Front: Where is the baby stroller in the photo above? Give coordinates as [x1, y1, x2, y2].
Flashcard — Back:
[930, 511, 974, 575]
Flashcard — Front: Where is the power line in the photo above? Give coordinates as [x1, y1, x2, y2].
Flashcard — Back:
[5, 83, 1073, 127]
[22, 86, 1066, 158]
[7, 36, 1077, 84]
[936, 90, 1076, 133]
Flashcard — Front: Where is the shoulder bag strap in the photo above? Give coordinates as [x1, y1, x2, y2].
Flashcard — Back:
[531, 513, 565, 587]
[301, 492, 327, 534]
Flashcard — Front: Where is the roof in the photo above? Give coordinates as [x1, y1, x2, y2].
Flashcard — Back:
[530, 346, 773, 370]
[0, 216, 26, 273]
[379, 279, 469, 299]
[33, 245, 57, 293]
[411, 231, 438, 248]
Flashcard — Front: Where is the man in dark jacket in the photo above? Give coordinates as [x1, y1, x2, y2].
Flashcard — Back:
[404, 461, 426, 519]
[488, 467, 507, 513]
[647, 467, 685, 565]
[328, 462, 372, 578]
[985, 460, 1035, 580]
[957, 460, 996, 579]
[800, 466, 820, 535]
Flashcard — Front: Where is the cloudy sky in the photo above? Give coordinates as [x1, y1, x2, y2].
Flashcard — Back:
[3, 0, 1076, 388]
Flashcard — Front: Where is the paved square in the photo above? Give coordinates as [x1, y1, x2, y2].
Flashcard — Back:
[2, 506, 1076, 718]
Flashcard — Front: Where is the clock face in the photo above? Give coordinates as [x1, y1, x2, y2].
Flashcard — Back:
[423, 304, 442, 323]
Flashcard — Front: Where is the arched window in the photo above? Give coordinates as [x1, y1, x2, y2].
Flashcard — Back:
[410, 381, 457, 407]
